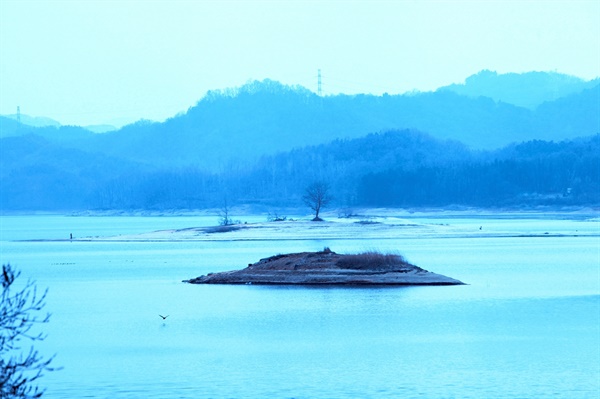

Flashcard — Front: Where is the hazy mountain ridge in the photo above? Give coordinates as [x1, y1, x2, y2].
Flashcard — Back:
[37, 74, 593, 171]
[0, 134, 148, 209]
[0, 114, 117, 134]
[2, 127, 597, 210]
[438, 70, 599, 109]
[1, 71, 597, 169]
[2, 113, 61, 128]
[533, 84, 600, 136]
[0, 116, 99, 141]
[1, 71, 598, 210]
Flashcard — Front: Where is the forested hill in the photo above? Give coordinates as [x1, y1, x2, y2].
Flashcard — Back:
[1, 128, 597, 210]
[1, 73, 598, 171]
[1, 71, 598, 211]
[88, 79, 600, 166]
[227, 131, 599, 208]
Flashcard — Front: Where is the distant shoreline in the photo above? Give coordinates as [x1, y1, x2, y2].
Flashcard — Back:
[12, 212, 599, 243]
[1, 205, 598, 218]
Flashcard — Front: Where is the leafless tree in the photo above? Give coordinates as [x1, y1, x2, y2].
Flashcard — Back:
[1, 264, 57, 398]
[217, 197, 234, 226]
[302, 181, 333, 221]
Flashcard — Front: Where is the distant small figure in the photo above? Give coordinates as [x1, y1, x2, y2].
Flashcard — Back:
[479, 226, 482, 230]
[159, 314, 169, 320]
[70, 233, 73, 240]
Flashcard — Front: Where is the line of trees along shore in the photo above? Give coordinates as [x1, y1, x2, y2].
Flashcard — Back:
[223, 131, 599, 208]
[2, 129, 597, 211]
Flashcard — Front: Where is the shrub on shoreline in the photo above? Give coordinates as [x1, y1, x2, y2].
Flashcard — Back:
[336, 251, 414, 270]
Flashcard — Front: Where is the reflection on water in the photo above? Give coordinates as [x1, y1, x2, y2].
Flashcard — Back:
[0, 215, 599, 398]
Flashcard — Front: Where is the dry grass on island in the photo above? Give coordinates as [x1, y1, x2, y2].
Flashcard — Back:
[185, 248, 464, 286]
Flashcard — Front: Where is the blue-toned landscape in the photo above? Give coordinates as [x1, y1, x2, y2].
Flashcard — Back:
[1, 1, 599, 398]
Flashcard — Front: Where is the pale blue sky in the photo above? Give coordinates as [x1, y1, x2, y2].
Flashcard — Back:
[1, 0, 598, 127]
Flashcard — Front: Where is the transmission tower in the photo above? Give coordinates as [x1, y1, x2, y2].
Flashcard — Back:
[317, 69, 322, 96]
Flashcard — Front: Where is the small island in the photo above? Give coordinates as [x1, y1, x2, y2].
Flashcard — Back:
[184, 249, 464, 285]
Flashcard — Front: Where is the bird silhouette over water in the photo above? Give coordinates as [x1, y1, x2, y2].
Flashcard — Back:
[159, 314, 169, 320]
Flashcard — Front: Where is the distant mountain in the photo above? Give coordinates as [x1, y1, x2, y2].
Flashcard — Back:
[83, 124, 116, 133]
[76, 78, 597, 169]
[534, 84, 600, 137]
[0, 116, 95, 141]
[2, 113, 62, 128]
[2, 75, 599, 211]
[0, 134, 145, 210]
[3, 78, 597, 171]
[0, 114, 115, 136]
[438, 70, 599, 109]
[0, 116, 22, 138]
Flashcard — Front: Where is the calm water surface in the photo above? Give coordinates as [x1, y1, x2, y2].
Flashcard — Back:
[1, 214, 599, 398]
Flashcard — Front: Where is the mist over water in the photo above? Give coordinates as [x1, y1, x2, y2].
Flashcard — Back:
[1, 214, 598, 398]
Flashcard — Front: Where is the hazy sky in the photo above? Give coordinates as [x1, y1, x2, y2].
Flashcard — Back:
[1, 0, 598, 127]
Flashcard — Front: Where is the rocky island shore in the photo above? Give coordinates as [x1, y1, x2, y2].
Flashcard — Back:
[184, 249, 464, 285]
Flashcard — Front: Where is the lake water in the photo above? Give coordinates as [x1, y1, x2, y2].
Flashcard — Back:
[1, 213, 599, 398]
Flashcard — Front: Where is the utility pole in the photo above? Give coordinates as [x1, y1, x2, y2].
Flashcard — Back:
[317, 69, 322, 96]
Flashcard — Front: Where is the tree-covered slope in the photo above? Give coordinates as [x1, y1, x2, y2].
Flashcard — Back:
[65, 78, 598, 170]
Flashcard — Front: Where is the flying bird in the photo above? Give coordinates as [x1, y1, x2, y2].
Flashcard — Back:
[159, 314, 169, 320]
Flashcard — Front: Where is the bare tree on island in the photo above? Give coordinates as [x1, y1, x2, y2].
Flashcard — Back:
[1, 264, 57, 398]
[303, 181, 333, 221]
